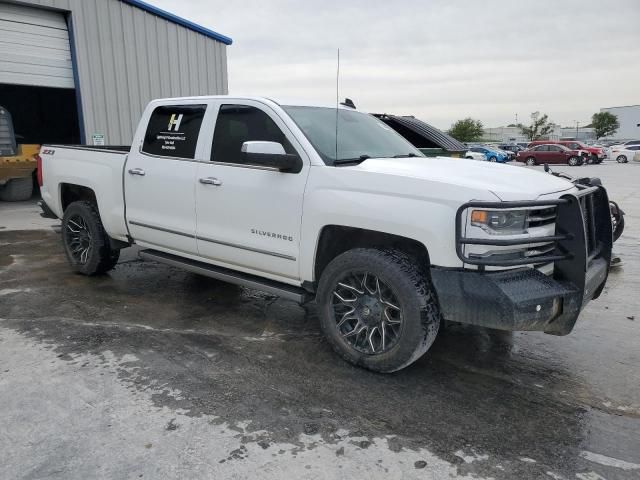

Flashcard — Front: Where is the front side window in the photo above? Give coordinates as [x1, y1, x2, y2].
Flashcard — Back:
[211, 104, 295, 164]
[283, 106, 422, 165]
[142, 104, 207, 159]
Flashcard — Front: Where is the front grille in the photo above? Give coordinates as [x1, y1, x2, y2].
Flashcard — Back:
[526, 207, 557, 228]
[456, 186, 610, 269]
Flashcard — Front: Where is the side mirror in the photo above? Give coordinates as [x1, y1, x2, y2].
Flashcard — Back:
[240, 141, 302, 173]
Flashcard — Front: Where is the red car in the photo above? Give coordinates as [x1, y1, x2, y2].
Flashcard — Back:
[517, 144, 584, 166]
[527, 140, 604, 163]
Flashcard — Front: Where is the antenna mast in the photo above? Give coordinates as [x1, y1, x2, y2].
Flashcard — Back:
[335, 48, 340, 161]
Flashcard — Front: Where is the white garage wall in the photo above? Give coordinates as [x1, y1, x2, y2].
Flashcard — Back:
[0, 3, 74, 88]
[10, 0, 229, 145]
[600, 105, 640, 140]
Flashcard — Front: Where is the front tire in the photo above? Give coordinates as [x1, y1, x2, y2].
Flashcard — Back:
[62, 201, 120, 275]
[568, 156, 580, 166]
[525, 157, 536, 166]
[488, 156, 497, 162]
[616, 155, 628, 163]
[316, 248, 441, 373]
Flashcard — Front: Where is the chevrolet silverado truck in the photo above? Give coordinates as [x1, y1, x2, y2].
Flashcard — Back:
[38, 96, 614, 372]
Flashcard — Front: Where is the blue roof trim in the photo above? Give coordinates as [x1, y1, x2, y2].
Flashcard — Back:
[120, 0, 232, 45]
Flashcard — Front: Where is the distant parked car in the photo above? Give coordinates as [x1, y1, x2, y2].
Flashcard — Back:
[517, 144, 584, 166]
[622, 140, 640, 146]
[496, 144, 520, 161]
[468, 146, 510, 163]
[610, 145, 640, 163]
[499, 144, 524, 153]
[464, 150, 486, 161]
[527, 140, 603, 164]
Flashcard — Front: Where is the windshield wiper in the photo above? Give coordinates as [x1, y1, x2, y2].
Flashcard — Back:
[393, 153, 418, 158]
[333, 154, 371, 165]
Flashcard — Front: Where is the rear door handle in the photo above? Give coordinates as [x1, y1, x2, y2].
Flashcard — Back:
[128, 168, 146, 176]
[199, 177, 222, 186]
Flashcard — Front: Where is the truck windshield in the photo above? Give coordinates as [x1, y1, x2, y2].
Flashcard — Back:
[283, 106, 423, 165]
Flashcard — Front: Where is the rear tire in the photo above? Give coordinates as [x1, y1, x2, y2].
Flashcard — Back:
[616, 155, 628, 163]
[316, 248, 441, 373]
[489, 156, 497, 162]
[62, 201, 120, 275]
[0, 177, 33, 202]
[525, 157, 536, 166]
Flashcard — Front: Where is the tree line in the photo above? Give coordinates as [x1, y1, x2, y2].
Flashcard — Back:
[448, 112, 620, 142]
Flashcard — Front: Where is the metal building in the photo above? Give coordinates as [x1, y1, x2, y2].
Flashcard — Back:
[600, 105, 640, 140]
[0, 0, 231, 145]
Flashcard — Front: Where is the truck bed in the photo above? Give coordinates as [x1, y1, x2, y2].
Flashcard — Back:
[39, 143, 130, 241]
[46, 144, 130, 154]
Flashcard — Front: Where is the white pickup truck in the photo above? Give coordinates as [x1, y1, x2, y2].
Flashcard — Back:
[38, 96, 614, 372]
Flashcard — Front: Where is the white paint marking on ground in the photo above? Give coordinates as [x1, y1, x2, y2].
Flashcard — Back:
[546, 471, 567, 480]
[0, 288, 31, 296]
[580, 450, 640, 471]
[519, 457, 537, 463]
[576, 472, 607, 480]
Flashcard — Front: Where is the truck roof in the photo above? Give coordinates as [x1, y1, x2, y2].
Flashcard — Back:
[149, 95, 359, 111]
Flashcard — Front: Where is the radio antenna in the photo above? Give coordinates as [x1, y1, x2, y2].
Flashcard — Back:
[335, 48, 340, 162]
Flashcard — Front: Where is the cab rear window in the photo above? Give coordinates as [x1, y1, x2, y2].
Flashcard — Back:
[142, 104, 207, 159]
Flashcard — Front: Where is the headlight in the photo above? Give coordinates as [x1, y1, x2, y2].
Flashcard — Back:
[470, 209, 527, 235]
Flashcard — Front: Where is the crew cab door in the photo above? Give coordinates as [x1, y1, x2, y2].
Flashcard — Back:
[124, 103, 207, 254]
[194, 101, 310, 282]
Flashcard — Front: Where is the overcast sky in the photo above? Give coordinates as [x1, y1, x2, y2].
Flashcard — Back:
[153, 0, 639, 130]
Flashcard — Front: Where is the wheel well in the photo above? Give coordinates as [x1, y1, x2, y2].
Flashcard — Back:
[314, 226, 430, 281]
[60, 183, 97, 212]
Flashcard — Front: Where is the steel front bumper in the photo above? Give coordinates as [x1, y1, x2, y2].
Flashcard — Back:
[434, 185, 613, 335]
[431, 259, 608, 335]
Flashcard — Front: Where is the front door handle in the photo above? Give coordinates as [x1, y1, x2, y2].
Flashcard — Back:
[199, 177, 222, 186]
[128, 168, 146, 176]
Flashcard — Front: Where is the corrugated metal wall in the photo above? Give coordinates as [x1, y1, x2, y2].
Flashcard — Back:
[14, 0, 228, 144]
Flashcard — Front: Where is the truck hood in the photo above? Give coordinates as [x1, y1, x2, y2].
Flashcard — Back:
[351, 156, 575, 201]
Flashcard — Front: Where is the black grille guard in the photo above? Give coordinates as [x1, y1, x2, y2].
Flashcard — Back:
[455, 185, 613, 300]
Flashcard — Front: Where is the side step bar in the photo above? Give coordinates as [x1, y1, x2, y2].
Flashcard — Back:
[139, 249, 313, 304]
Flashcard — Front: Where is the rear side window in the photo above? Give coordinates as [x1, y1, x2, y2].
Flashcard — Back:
[211, 104, 294, 164]
[142, 104, 207, 159]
